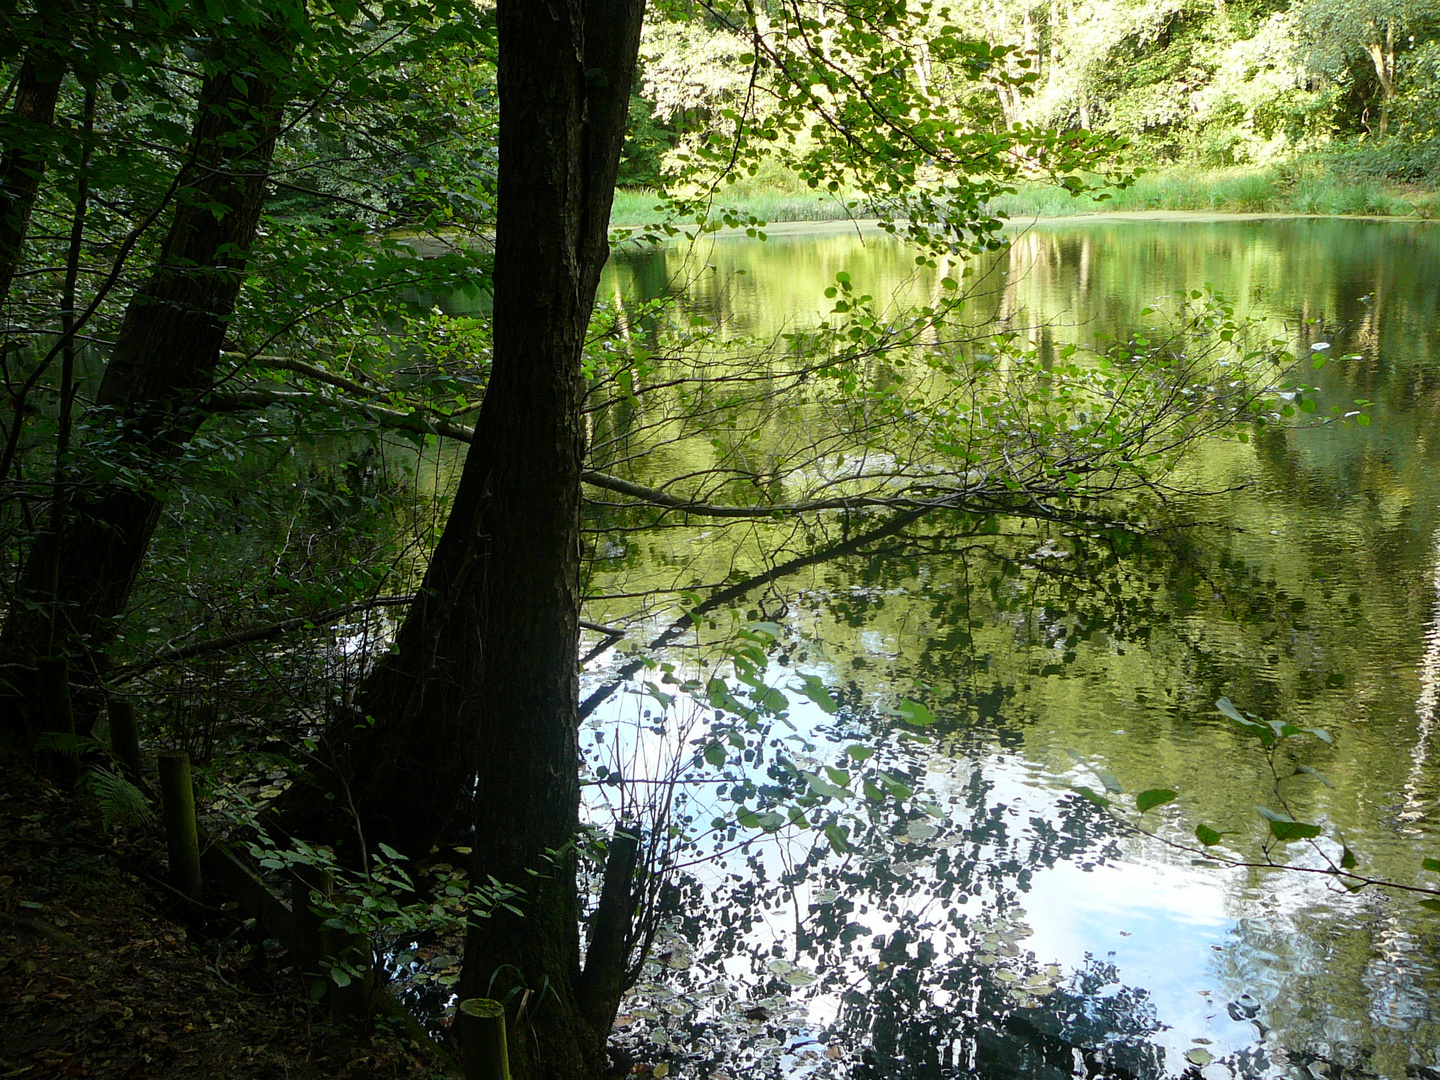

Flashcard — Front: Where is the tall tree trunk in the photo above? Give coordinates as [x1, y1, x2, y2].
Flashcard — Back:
[0, 4, 70, 310]
[327, 0, 644, 1075]
[336, 0, 643, 860]
[0, 39, 289, 734]
[1365, 22, 1395, 138]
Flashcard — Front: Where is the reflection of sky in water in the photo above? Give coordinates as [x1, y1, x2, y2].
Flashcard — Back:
[582, 650, 1440, 1077]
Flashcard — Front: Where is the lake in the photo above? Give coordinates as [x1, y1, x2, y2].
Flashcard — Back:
[576, 215, 1440, 1079]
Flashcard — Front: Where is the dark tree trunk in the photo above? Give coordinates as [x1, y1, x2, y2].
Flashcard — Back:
[0, 41, 288, 734]
[337, 0, 643, 858]
[0, 6, 68, 310]
[326, 0, 645, 1075]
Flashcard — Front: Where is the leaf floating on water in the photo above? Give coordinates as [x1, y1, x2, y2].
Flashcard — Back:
[783, 969, 817, 986]
[1185, 1048, 1214, 1066]
[766, 959, 795, 975]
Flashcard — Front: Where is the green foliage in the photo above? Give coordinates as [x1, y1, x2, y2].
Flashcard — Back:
[86, 766, 155, 830]
[241, 826, 525, 988]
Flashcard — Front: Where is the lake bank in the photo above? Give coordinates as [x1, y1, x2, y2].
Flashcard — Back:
[611, 164, 1440, 229]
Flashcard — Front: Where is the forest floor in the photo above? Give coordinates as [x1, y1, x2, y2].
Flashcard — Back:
[0, 765, 443, 1080]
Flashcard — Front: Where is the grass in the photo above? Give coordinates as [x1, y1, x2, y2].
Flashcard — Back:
[611, 186, 858, 226]
[992, 165, 1435, 219]
[611, 161, 1439, 227]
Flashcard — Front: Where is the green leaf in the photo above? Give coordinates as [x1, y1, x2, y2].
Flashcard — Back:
[1073, 786, 1111, 808]
[893, 699, 936, 727]
[879, 772, 913, 800]
[1420, 899, 1440, 913]
[844, 744, 874, 762]
[703, 742, 727, 767]
[1295, 765, 1334, 788]
[797, 674, 839, 714]
[1341, 846, 1357, 870]
[1256, 806, 1322, 841]
[1135, 789, 1177, 813]
[1195, 824, 1225, 846]
[824, 822, 850, 854]
[802, 771, 852, 800]
[377, 842, 406, 861]
[1217, 697, 1274, 744]
[1215, 696, 1246, 722]
[1423, 858, 1440, 873]
[1097, 772, 1123, 795]
[753, 685, 790, 713]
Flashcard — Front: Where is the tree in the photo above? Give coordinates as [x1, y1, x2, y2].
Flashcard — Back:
[0, 0, 489, 736]
[1299, 0, 1435, 137]
[298, 3, 1255, 1078]
[0, 1, 70, 309]
[0, 9, 298, 734]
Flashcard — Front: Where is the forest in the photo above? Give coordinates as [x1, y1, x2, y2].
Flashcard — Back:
[2, 2, 1439, 1080]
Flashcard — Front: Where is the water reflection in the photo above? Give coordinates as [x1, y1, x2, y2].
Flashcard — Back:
[585, 218, 1440, 1078]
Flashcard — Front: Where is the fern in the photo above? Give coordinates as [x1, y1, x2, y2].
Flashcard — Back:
[34, 731, 101, 760]
[88, 766, 155, 830]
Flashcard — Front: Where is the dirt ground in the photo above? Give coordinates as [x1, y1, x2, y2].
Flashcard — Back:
[0, 765, 444, 1080]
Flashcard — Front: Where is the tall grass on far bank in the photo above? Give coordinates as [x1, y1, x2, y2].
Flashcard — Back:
[611, 186, 865, 227]
[612, 160, 1439, 228]
[992, 165, 1437, 219]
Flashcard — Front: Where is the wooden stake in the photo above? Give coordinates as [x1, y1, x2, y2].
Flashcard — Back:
[457, 998, 510, 1080]
[107, 697, 146, 790]
[157, 751, 202, 900]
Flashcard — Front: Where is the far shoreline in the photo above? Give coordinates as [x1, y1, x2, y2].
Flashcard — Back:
[608, 208, 1438, 240]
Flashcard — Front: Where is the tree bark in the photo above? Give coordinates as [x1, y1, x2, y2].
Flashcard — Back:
[0, 4, 69, 310]
[1365, 22, 1395, 138]
[0, 37, 289, 734]
[329, 1, 645, 1075]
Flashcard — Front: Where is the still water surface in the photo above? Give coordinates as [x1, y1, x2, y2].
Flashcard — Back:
[581, 217, 1440, 1079]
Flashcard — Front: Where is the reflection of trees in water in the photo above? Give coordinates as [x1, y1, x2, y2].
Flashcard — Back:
[590, 221, 1440, 1078]
[612, 751, 1200, 1077]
